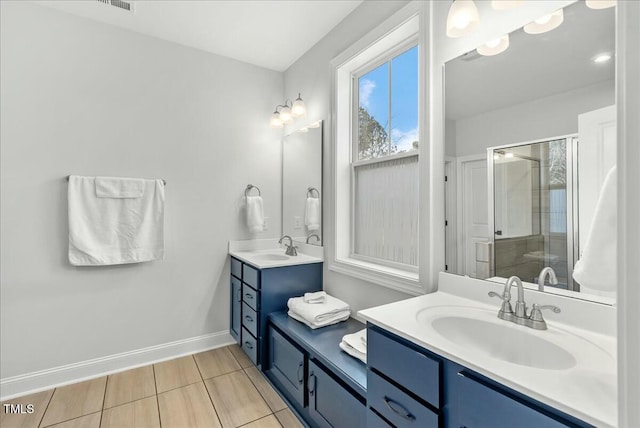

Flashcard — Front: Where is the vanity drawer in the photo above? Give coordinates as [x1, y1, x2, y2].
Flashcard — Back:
[241, 327, 258, 365]
[242, 302, 258, 338]
[368, 371, 439, 428]
[368, 327, 440, 408]
[243, 264, 260, 289]
[367, 409, 392, 427]
[242, 284, 259, 311]
[231, 257, 242, 279]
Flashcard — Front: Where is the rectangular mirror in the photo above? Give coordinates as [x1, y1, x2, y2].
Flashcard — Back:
[282, 120, 323, 245]
[444, 1, 615, 303]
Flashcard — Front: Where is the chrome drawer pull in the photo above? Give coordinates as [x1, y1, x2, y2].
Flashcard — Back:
[297, 361, 304, 385]
[308, 372, 316, 396]
[383, 396, 416, 421]
[245, 315, 254, 322]
[244, 341, 254, 350]
[244, 293, 254, 299]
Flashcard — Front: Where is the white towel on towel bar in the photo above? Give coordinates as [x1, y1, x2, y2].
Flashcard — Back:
[305, 196, 320, 231]
[68, 175, 165, 266]
[246, 196, 265, 233]
[573, 166, 617, 297]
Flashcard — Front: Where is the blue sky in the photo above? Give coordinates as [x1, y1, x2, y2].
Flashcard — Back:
[359, 45, 418, 153]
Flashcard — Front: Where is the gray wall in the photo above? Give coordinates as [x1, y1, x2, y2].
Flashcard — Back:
[0, 2, 283, 379]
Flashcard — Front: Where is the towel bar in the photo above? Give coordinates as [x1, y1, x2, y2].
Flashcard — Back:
[245, 184, 261, 197]
[66, 175, 166, 185]
[307, 187, 320, 198]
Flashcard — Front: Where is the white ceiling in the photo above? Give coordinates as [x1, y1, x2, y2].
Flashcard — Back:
[36, 0, 363, 72]
[445, 1, 615, 120]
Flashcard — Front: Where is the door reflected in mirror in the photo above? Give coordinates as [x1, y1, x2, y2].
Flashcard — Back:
[444, 1, 616, 303]
[282, 121, 323, 246]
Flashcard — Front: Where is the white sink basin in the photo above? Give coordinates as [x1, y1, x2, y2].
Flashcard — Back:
[430, 315, 576, 370]
[252, 253, 290, 261]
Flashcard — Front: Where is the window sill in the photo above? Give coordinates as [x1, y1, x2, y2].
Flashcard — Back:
[328, 257, 422, 296]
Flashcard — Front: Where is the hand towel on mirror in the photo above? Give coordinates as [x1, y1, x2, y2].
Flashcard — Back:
[573, 165, 616, 297]
[68, 175, 165, 266]
[246, 196, 265, 233]
[305, 197, 320, 231]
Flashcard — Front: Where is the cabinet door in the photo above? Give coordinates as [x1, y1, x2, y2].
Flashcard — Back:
[268, 327, 306, 408]
[230, 276, 241, 342]
[456, 372, 574, 428]
[308, 360, 366, 428]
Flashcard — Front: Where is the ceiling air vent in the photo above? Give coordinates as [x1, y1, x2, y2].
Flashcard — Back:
[96, 0, 135, 13]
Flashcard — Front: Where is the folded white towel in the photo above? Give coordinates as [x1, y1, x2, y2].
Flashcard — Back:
[339, 341, 367, 364]
[68, 175, 165, 266]
[342, 329, 367, 355]
[288, 310, 350, 329]
[305, 197, 320, 231]
[246, 196, 264, 233]
[95, 176, 144, 198]
[573, 165, 617, 297]
[361, 333, 367, 346]
[304, 291, 327, 304]
[287, 294, 350, 324]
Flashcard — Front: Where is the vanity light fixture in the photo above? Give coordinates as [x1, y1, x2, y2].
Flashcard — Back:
[593, 53, 612, 63]
[269, 93, 307, 128]
[446, 0, 480, 38]
[477, 34, 510, 56]
[523, 9, 564, 34]
[491, 1, 524, 11]
[585, 0, 616, 9]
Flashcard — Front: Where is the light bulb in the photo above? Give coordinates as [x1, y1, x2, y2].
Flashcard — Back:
[477, 34, 509, 56]
[446, 0, 480, 38]
[524, 9, 563, 34]
[593, 53, 612, 63]
[491, 0, 524, 10]
[279, 106, 293, 124]
[586, 0, 616, 9]
[270, 112, 283, 128]
[291, 94, 306, 117]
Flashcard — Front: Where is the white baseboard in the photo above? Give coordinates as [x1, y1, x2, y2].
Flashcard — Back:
[0, 330, 235, 401]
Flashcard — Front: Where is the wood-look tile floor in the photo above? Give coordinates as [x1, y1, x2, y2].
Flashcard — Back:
[1, 345, 304, 428]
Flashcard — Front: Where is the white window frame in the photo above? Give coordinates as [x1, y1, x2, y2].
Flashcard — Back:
[329, 2, 426, 295]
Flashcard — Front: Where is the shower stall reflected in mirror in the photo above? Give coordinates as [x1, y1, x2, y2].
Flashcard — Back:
[487, 136, 579, 291]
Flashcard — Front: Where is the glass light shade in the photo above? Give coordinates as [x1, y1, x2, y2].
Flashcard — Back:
[593, 53, 612, 63]
[446, 0, 480, 38]
[291, 96, 306, 117]
[491, 0, 524, 10]
[477, 34, 510, 56]
[523, 9, 564, 34]
[585, 0, 616, 9]
[270, 112, 283, 128]
[279, 106, 293, 124]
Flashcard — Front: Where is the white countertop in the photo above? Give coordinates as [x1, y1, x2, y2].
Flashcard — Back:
[359, 291, 617, 427]
[228, 239, 323, 269]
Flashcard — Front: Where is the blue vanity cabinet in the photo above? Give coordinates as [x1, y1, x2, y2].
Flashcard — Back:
[266, 312, 367, 428]
[368, 324, 594, 428]
[229, 256, 322, 367]
[308, 360, 366, 428]
[367, 326, 441, 427]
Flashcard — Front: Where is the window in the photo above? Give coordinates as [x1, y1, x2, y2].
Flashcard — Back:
[330, 10, 421, 293]
[353, 45, 419, 269]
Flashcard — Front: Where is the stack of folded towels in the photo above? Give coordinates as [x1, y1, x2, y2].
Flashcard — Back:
[339, 329, 367, 364]
[287, 291, 350, 329]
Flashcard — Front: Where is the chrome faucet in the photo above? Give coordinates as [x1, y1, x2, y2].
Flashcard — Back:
[537, 267, 558, 292]
[306, 234, 320, 244]
[488, 275, 561, 330]
[279, 235, 298, 256]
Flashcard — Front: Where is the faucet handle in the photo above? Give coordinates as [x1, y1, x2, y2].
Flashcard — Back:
[488, 291, 514, 315]
[529, 304, 561, 321]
